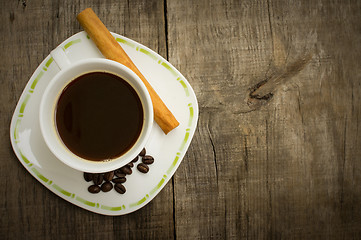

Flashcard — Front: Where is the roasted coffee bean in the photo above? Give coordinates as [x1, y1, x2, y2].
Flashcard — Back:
[127, 162, 134, 168]
[92, 173, 103, 185]
[112, 177, 126, 184]
[83, 172, 93, 182]
[137, 163, 149, 173]
[120, 166, 132, 175]
[142, 155, 154, 165]
[139, 148, 146, 157]
[88, 185, 101, 193]
[103, 171, 114, 181]
[114, 169, 125, 178]
[114, 183, 126, 194]
[131, 156, 139, 162]
[101, 181, 113, 192]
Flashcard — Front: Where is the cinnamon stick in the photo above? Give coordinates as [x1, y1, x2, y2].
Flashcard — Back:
[77, 8, 179, 134]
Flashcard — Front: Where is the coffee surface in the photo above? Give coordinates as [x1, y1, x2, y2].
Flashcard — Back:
[55, 71, 144, 161]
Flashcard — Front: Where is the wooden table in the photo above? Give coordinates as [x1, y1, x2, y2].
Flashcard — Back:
[1, 0, 361, 239]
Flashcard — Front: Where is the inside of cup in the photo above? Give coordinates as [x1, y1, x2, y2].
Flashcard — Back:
[54, 71, 145, 162]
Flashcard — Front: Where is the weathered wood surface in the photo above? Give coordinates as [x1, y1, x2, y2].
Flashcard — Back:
[1, 0, 361, 239]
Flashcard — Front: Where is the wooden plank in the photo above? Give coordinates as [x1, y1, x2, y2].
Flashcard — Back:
[167, 0, 361, 239]
[0, 0, 173, 239]
[2, 0, 361, 239]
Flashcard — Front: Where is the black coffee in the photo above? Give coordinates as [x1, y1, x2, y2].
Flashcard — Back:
[55, 71, 144, 161]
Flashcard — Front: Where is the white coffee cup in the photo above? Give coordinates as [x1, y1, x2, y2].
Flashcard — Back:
[39, 49, 153, 173]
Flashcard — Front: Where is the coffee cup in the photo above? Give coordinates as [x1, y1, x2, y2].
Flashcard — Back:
[39, 49, 153, 173]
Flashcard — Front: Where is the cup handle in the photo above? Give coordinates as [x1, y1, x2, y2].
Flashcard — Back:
[50, 48, 71, 70]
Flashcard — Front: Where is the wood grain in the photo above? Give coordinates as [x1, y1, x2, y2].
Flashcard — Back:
[1, 0, 361, 239]
[167, 0, 361, 239]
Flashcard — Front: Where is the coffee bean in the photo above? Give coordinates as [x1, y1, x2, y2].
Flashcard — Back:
[92, 173, 103, 185]
[142, 155, 154, 165]
[127, 162, 134, 168]
[131, 156, 139, 162]
[88, 185, 101, 194]
[120, 166, 132, 175]
[114, 169, 125, 178]
[114, 183, 126, 194]
[112, 177, 126, 184]
[103, 171, 114, 181]
[101, 181, 113, 192]
[137, 163, 149, 173]
[83, 172, 93, 182]
[139, 148, 146, 157]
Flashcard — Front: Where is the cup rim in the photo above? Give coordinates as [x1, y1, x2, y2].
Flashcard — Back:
[39, 58, 153, 173]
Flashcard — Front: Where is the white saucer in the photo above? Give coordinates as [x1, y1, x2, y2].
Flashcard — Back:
[9, 31, 198, 215]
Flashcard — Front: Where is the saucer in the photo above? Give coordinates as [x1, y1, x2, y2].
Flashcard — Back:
[9, 31, 198, 215]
